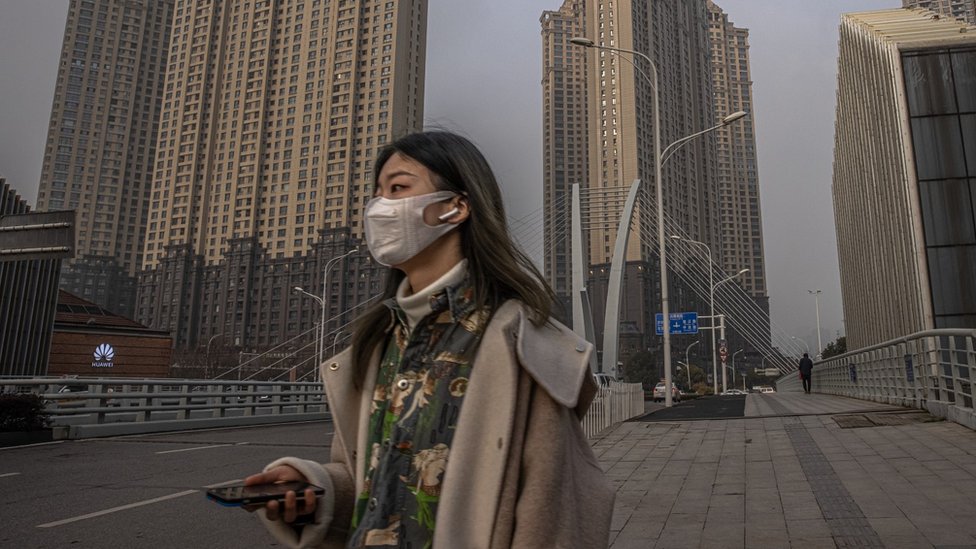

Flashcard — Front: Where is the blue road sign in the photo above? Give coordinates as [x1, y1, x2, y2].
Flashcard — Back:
[655, 312, 699, 335]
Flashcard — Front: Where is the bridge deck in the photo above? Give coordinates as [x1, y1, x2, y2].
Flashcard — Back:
[597, 392, 976, 548]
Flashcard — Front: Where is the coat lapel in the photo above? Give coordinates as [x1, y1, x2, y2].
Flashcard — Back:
[321, 346, 380, 496]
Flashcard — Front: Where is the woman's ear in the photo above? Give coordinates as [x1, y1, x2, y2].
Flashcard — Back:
[438, 196, 470, 223]
[452, 195, 471, 223]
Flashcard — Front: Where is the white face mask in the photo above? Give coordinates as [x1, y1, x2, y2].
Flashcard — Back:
[363, 190, 460, 267]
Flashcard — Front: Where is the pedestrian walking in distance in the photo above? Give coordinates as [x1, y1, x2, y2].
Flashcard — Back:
[799, 353, 814, 394]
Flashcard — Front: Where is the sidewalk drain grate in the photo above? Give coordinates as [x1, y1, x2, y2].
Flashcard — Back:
[833, 411, 941, 429]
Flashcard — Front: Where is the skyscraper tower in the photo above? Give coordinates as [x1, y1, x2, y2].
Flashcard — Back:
[543, 0, 721, 369]
[707, 1, 770, 345]
[36, 0, 175, 318]
[541, 0, 589, 321]
[137, 0, 428, 350]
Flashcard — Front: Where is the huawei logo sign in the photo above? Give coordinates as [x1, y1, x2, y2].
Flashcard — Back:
[92, 343, 115, 367]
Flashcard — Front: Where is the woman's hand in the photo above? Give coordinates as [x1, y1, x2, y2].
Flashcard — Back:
[244, 465, 318, 523]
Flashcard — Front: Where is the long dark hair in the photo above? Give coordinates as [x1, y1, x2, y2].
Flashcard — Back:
[350, 131, 556, 386]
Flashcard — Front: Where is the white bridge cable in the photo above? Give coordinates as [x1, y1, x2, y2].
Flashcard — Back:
[507, 187, 794, 373]
[510, 195, 573, 262]
[267, 309, 373, 382]
[216, 293, 382, 380]
[632, 192, 797, 371]
[507, 188, 792, 372]
[629, 223, 793, 374]
[503, 185, 797, 373]
[249, 294, 384, 382]
[631, 190, 798, 372]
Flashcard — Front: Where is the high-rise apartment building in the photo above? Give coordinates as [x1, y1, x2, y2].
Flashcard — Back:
[137, 0, 427, 351]
[36, 0, 175, 318]
[541, 0, 589, 322]
[904, 0, 976, 25]
[542, 0, 724, 371]
[707, 1, 770, 347]
[832, 9, 976, 349]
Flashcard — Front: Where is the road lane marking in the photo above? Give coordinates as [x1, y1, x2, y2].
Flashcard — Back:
[0, 472, 21, 478]
[0, 440, 64, 451]
[155, 441, 249, 455]
[156, 444, 233, 454]
[37, 489, 199, 528]
[204, 479, 243, 489]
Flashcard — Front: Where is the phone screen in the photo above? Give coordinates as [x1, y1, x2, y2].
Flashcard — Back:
[206, 481, 324, 506]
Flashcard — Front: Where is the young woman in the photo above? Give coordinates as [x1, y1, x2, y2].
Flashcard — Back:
[246, 130, 614, 548]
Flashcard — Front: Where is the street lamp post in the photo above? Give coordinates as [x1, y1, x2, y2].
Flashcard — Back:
[808, 289, 823, 357]
[791, 335, 810, 357]
[732, 348, 744, 391]
[570, 36, 747, 408]
[320, 247, 358, 379]
[205, 333, 222, 379]
[294, 286, 324, 376]
[670, 235, 716, 394]
[331, 330, 345, 358]
[684, 340, 700, 390]
[713, 268, 749, 393]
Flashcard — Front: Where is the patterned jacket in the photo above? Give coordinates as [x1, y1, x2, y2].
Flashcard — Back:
[258, 300, 615, 548]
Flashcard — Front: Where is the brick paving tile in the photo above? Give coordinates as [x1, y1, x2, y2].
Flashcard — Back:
[599, 393, 976, 549]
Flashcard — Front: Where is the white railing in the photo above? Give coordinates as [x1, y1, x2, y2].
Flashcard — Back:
[1, 377, 328, 439]
[582, 381, 646, 438]
[775, 329, 976, 431]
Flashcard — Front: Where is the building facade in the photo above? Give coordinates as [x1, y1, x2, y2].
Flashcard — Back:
[35, 0, 175, 319]
[49, 290, 172, 378]
[0, 179, 75, 377]
[706, 1, 770, 353]
[541, 0, 589, 324]
[832, 9, 976, 349]
[137, 0, 427, 353]
[904, 0, 976, 25]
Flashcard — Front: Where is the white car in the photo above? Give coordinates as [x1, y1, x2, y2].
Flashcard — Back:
[652, 381, 680, 403]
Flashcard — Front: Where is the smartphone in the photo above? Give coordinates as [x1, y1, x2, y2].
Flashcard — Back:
[206, 481, 325, 507]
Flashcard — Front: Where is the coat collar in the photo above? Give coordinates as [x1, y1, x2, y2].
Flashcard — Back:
[490, 301, 598, 417]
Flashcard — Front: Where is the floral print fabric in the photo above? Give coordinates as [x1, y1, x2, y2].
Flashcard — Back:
[347, 279, 491, 548]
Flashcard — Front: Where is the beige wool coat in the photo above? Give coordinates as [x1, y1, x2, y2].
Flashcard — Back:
[258, 300, 615, 548]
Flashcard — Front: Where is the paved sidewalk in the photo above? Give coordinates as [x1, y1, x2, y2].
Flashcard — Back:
[592, 392, 976, 548]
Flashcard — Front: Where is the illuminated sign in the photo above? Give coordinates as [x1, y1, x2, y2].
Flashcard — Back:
[92, 343, 115, 368]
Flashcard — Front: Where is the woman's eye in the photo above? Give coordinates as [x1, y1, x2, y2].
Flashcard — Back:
[390, 184, 405, 193]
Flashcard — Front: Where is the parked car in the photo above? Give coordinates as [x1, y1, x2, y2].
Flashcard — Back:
[652, 381, 681, 403]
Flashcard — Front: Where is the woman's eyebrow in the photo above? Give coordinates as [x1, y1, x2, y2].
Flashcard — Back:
[380, 169, 418, 181]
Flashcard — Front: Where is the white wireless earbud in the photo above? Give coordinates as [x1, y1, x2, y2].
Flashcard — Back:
[437, 207, 460, 222]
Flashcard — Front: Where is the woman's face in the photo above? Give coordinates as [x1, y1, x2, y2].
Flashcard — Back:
[374, 152, 441, 199]
[374, 152, 459, 225]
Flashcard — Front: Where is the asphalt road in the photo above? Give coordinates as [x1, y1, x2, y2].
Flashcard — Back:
[0, 421, 332, 548]
[635, 394, 747, 421]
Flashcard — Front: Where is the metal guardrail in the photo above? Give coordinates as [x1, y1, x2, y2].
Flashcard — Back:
[582, 381, 646, 438]
[1, 377, 328, 439]
[775, 329, 976, 431]
[5, 376, 648, 440]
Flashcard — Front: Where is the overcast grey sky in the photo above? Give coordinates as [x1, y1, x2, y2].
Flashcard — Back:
[0, 0, 898, 351]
